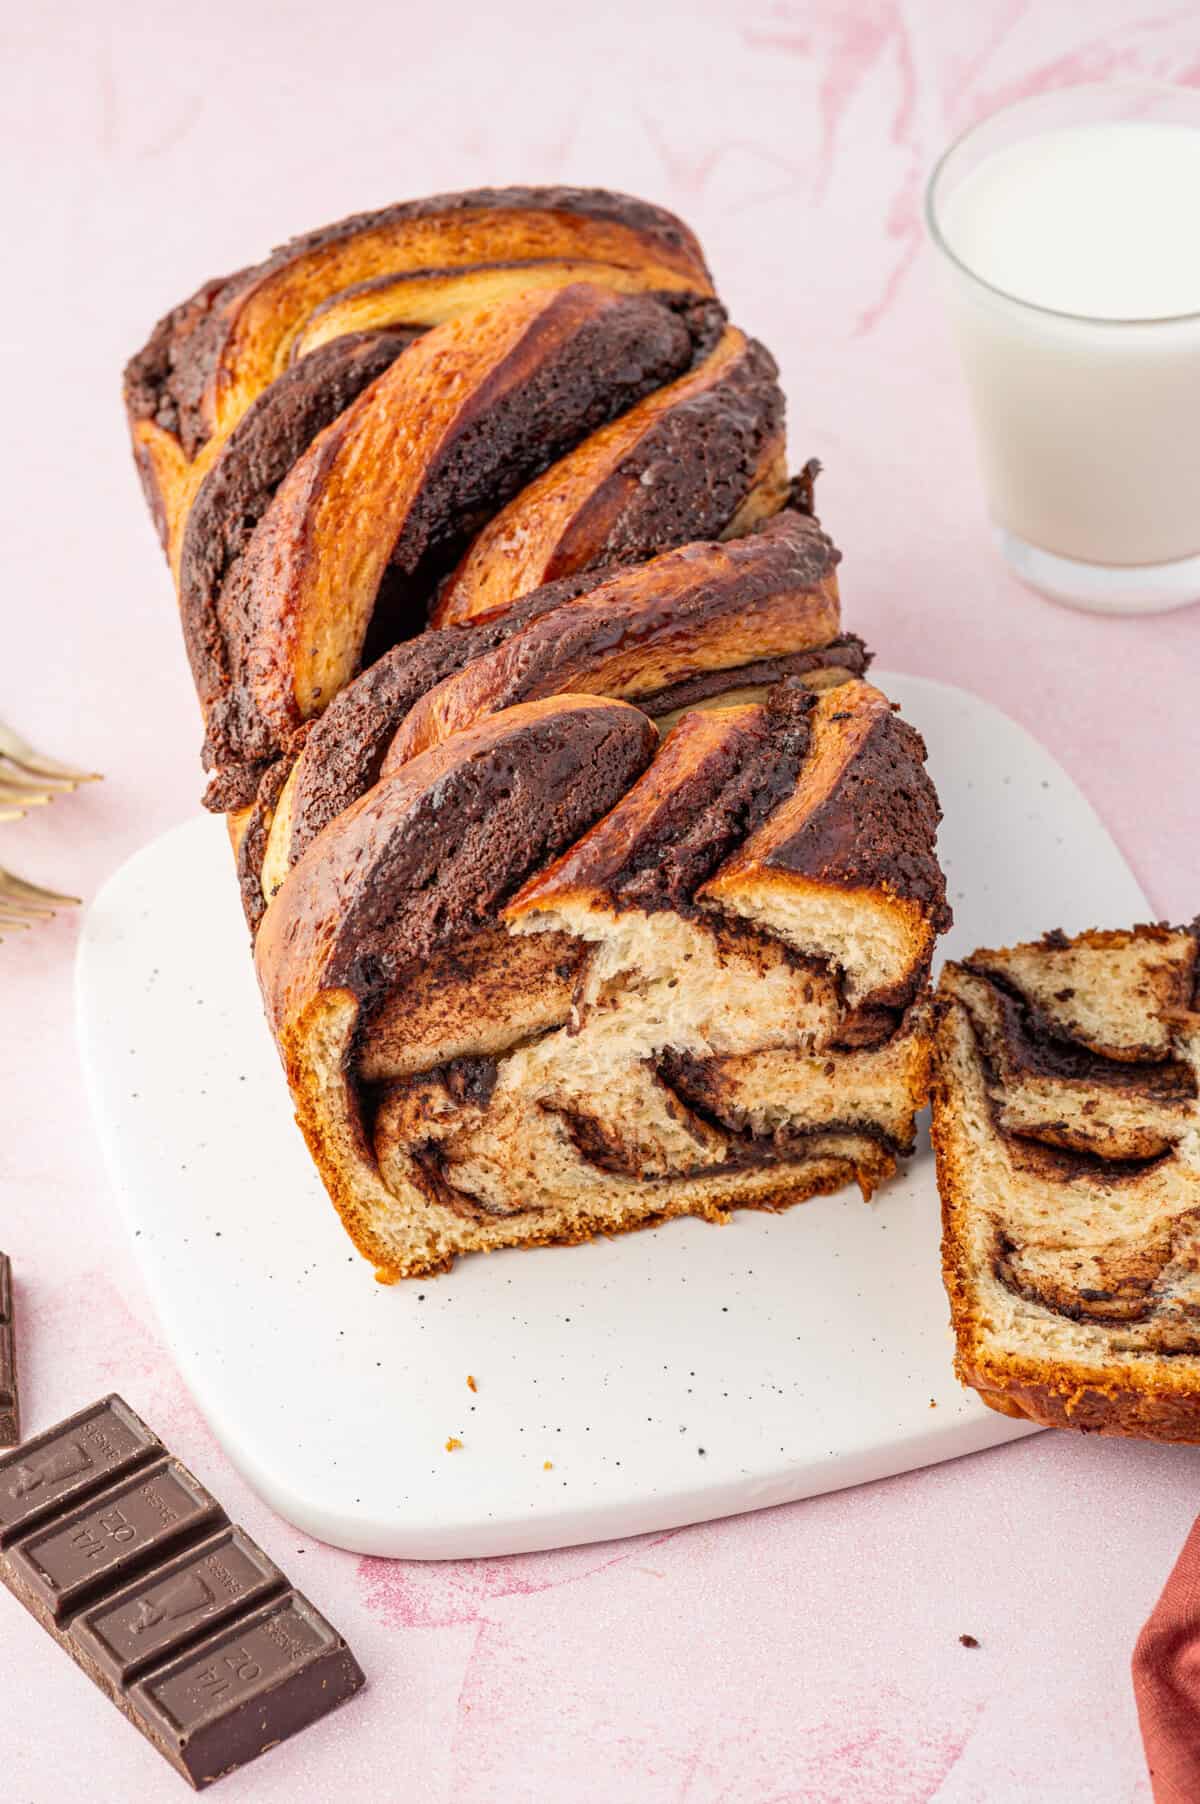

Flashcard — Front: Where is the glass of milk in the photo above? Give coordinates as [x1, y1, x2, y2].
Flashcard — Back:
[927, 84, 1200, 613]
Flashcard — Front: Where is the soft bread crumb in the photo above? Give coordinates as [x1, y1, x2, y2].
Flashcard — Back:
[543, 1460, 554, 1471]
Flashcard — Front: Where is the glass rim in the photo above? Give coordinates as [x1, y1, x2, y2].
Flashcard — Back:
[925, 80, 1200, 328]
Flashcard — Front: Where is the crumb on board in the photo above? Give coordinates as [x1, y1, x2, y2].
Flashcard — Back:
[466, 1375, 478, 1393]
[543, 1461, 553, 1471]
[929, 1399, 937, 1408]
[445, 1437, 463, 1452]
[959, 1633, 980, 1649]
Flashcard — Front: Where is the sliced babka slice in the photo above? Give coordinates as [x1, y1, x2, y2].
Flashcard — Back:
[256, 679, 947, 1280]
[932, 923, 1200, 1440]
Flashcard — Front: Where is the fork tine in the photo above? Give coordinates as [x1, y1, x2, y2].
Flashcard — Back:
[0, 764, 90, 817]
[0, 868, 80, 908]
[0, 761, 81, 794]
[0, 782, 53, 810]
[0, 906, 59, 934]
[0, 722, 100, 784]
[0, 895, 45, 917]
[0, 765, 73, 790]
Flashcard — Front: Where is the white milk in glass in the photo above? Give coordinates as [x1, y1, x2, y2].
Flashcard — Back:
[930, 100, 1200, 610]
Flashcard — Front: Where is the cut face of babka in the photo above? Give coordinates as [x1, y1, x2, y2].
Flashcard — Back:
[932, 924, 1200, 1440]
[255, 680, 948, 1280]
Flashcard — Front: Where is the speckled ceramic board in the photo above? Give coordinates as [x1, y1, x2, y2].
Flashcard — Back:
[77, 675, 1150, 1558]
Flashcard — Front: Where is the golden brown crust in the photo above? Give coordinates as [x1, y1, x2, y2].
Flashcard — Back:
[257, 515, 850, 899]
[178, 330, 418, 726]
[256, 695, 658, 1034]
[506, 693, 811, 921]
[124, 188, 722, 820]
[432, 327, 787, 625]
[204, 284, 695, 786]
[965, 1370, 1200, 1442]
[360, 1160, 884, 1284]
[126, 186, 714, 572]
[698, 682, 949, 1007]
[707, 682, 948, 924]
[387, 510, 839, 766]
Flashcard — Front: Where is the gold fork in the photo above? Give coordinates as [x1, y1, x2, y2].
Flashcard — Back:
[0, 723, 97, 937]
[0, 868, 80, 937]
[0, 721, 100, 822]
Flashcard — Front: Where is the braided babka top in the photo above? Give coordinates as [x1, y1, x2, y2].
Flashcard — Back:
[123, 188, 837, 855]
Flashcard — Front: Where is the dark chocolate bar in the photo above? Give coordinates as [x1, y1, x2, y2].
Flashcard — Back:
[0, 1254, 15, 1446]
[0, 1395, 364, 1787]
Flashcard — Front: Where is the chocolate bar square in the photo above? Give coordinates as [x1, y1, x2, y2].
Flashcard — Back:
[0, 1395, 364, 1787]
[0, 1254, 17, 1447]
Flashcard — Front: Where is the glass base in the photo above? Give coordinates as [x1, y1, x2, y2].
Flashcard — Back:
[996, 529, 1200, 614]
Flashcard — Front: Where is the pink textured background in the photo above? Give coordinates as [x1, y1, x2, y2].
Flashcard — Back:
[3, 3, 1199, 1798]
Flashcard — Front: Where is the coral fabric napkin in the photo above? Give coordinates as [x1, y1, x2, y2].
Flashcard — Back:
[1134, 1516, 1200, 1803]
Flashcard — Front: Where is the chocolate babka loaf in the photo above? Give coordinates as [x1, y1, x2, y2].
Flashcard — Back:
[933, 924, 1200, 1439]
[125, 186, 950, 1278]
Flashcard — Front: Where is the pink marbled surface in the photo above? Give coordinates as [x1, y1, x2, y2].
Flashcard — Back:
[3, 3, 1199, 1798]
